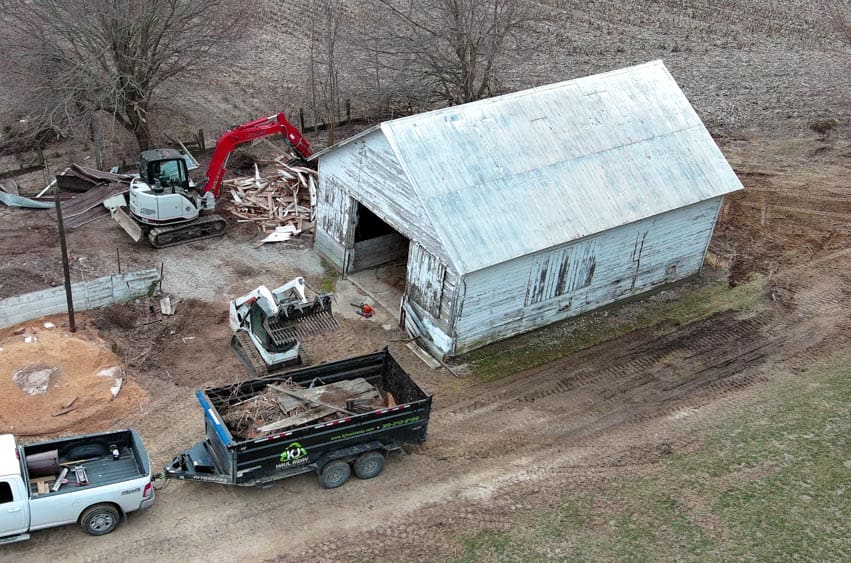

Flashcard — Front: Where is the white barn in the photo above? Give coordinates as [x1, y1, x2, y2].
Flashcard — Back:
[311, 61, 743, 359]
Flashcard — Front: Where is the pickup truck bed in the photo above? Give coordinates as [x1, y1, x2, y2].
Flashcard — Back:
[23, 430, 147, 495]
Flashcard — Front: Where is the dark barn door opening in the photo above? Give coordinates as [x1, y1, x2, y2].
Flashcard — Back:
[349, 203, 409, 274]
[347, 202, 409, 316]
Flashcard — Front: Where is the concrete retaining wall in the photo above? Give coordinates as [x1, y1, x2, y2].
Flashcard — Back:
[0, 268, 160, 328]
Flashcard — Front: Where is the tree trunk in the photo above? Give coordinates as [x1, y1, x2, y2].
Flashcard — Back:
[134, 124, 153, 152]
[89, 114, 103, 170]
[125, 103, 152, 152]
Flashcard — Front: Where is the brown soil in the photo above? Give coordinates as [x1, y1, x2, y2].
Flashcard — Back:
[0, 318, 147, 436]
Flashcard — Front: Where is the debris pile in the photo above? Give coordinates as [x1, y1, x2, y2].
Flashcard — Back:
[222, 377, 391, 440]
[0, 163, 133, 217]
[54, 164, 134, 193]
[49, 165, 134, 227]
[223, 157, 318, 243]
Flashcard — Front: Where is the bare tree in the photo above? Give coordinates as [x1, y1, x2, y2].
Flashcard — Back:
[308, 0, 344, 145]
[364, 0, 539, 106]
[0, 0, 240, 152]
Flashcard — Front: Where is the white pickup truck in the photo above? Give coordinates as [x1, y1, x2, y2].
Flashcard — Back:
[0, 429, 155, 544]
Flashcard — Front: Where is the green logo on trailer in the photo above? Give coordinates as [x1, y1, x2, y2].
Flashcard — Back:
[280, 442, 307, 463]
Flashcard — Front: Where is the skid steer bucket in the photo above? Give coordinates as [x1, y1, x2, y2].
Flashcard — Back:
[266, 294, 339, 347]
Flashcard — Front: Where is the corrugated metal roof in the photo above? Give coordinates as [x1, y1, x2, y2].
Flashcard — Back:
[323, 60, 743, 274]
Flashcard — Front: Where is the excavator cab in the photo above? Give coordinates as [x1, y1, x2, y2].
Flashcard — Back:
[138, 149, 191, 193]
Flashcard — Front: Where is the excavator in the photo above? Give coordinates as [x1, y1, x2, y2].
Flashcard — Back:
[109, 112, 311, 248]
[229, 277, 339, 376]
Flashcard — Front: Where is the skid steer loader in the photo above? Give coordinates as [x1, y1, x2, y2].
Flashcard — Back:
[229, 277, 338, 377]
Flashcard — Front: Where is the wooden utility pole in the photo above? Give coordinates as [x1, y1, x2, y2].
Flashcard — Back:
[53, 185, 76, 332]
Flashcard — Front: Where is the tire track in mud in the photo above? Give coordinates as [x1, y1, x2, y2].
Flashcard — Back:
[439, 247, 851, 457]
[299, 297, 848, 560]
[444, 314, 772, 417]
[428, 314, 784, 463]
[774, 249, 851, 370]
[317, 248, 851, 562]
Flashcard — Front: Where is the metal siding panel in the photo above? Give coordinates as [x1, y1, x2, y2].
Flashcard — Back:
[1, 270, 159, 329]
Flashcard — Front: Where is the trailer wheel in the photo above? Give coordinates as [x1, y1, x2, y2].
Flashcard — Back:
[80, 504, 120, 536]
[353, 451, 385, 480]
[319, 460, 351, 489]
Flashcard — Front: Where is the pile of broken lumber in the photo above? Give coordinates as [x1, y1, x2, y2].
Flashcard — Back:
[223, 156, 317, 243]
[223, 377, 393, 440]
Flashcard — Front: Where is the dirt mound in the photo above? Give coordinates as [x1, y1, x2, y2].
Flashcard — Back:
[0, 323, 148, 437]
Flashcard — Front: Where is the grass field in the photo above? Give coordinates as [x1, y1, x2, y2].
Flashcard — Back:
[452, 347, 851, 561]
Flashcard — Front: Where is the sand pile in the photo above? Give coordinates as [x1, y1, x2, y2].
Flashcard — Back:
[0, 321, 147, 436]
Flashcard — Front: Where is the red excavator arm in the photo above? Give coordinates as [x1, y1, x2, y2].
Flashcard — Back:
[201, 112, 311, 198]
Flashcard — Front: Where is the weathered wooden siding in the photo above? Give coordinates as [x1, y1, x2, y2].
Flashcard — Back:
[314, 175, 351, 269]
[315, 131, 459, 339]
[407, 244, 446, 317]
[451, 197, 723, 355]
[314, 129, 450, 267]
[402, 243, 460, 348]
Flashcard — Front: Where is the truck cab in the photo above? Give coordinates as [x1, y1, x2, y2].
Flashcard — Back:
[0, 435, 30, 541]
[0, 430, 155, 544]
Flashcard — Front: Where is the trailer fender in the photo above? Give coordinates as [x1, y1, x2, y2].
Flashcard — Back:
[314, 440, 388, 472]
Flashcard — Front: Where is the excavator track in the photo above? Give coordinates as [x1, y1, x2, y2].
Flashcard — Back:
[231, 331, 268, 378]
[148, 214, 227, 248]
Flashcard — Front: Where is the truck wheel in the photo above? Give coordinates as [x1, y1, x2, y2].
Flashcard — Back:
[80, 504, 120, 536]
[319, 460, 351, 489]
[354, 451, 385, 480]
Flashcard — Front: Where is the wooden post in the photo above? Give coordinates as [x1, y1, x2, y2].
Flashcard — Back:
[299, 108, 305, 132]
[197, 129, 206, 153]
[54, 185, 76, 333]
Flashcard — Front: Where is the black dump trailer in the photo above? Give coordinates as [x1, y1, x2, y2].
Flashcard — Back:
[164, 348, 431, 489]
